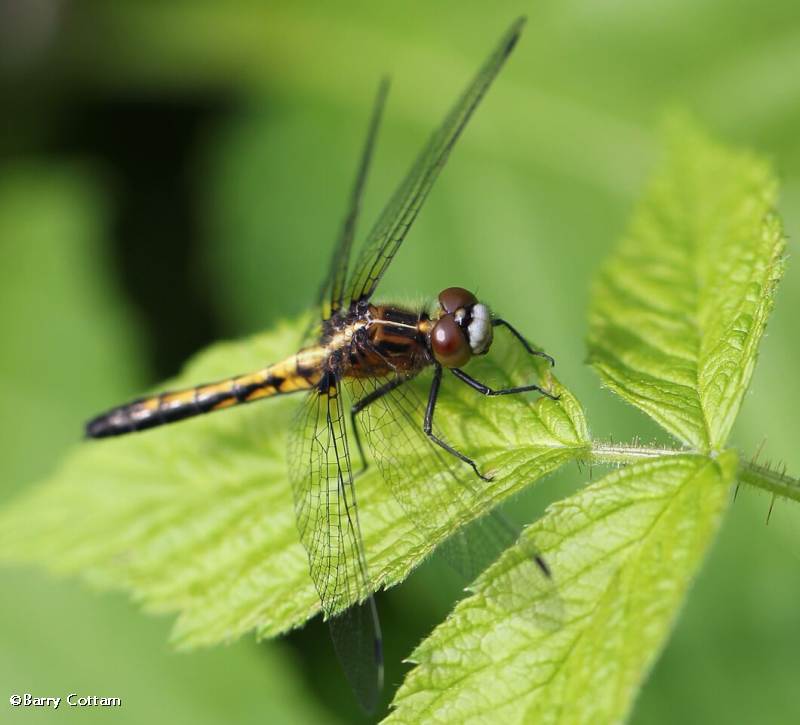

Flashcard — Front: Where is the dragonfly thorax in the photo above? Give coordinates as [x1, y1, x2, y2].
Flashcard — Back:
[430, 287, 493, 368]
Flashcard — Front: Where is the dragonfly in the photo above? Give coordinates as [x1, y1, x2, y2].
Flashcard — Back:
[85, 16, 557, 711]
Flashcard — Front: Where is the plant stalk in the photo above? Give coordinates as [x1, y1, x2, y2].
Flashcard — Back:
[586, 440, 800, 504]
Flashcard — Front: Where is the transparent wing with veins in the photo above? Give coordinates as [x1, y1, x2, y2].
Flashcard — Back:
[287, 378, 383, 711]
[345, 18, 525, 306]
[291, 78, 392, 711]
[303, 79, 389, 346]
[344, 370, 550, 586]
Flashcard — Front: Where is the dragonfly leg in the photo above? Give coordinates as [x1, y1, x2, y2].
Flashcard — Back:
[492, 317, 556, 367]
[350, 376, 409, 477]
[425, 364, 492, 482]
[450, 367, 560, 400]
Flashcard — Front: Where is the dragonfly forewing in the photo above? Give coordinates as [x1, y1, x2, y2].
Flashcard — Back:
[344, 372, 553, 590]
[287, 376, 383, 710]
[345, 18, 526, 306]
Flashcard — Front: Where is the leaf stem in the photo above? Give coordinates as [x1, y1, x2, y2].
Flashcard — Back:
[736, 460, 800, 504]
[587, 440, 800, 505]
[588, 440, 686, 466]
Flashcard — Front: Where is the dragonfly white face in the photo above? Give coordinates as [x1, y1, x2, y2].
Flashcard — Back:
[466, 303, 493, 355]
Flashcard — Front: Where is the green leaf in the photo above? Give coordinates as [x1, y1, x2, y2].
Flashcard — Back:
[0, 319, 588, 647]
[387, 452, 736, 724]
[588, 118, 785, 451]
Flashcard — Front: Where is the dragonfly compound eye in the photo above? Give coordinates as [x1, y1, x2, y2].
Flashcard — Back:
[438, 286, 478, 314]
[431, 315, 472, 368]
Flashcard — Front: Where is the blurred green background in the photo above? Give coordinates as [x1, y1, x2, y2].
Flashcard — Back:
[1, 1, 799, 722]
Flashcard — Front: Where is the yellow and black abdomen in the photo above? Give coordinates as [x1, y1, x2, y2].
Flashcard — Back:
[85, 350, 324, 439]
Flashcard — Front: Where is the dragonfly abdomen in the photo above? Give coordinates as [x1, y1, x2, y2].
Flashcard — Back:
[85, 352, 322, 439]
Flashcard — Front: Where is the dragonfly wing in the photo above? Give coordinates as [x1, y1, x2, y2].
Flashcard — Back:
[345, 17, 525, 306]
[327, 78, 389, 318]
[344, 370, 548, 584]
[327, 597, 383, 713]
[288, 378, 383, 711]
[301, 78, 390, 346]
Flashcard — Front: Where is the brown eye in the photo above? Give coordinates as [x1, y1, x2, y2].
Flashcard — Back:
[438, 287, 478, 315]
[431, 316, 472, 368]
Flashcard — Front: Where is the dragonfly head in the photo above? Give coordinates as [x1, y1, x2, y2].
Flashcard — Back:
[430, 287, 493, 368]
